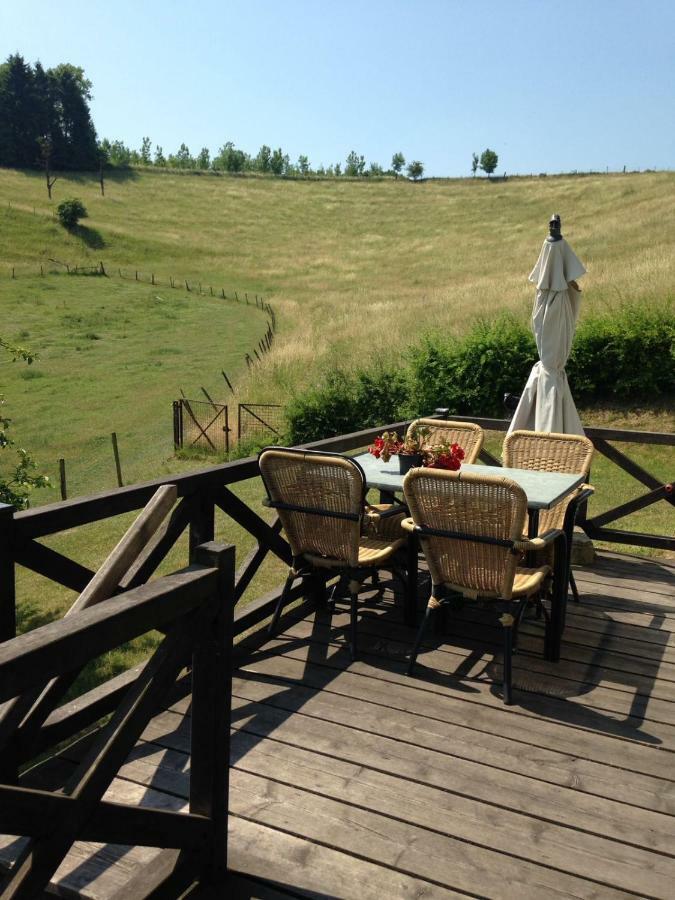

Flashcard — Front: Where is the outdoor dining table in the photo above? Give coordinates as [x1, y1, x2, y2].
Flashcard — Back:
[352, 452, 585, 660]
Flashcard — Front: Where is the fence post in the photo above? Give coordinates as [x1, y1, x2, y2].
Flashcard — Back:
[173, 400, 182, 450]
[99, 261, 106, 276]
[224, 405, 230, 454]
[111, 432, 124, 487]
[58, 458, 67, 500]
[237, 404, 242, 441]
[0, 503, 16, 642]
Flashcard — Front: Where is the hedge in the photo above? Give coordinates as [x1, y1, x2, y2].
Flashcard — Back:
[286, 303, 674, 444]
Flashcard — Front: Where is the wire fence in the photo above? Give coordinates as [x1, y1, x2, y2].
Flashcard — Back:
[237, 403, 284, 443]
[173, 399, 231, 453]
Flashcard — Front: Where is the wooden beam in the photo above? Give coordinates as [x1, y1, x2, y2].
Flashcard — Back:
[0, 567, 216, 702]
[592, 437, 674, 505]
[190, 543, 235, 881]
[0, 785, 210, 848]
[214, 486, 292, 565]
[120, 496, 192, 590]
[234, 518, 282, 602]
[582, 525, 674, 552]
[587, 484, 670, 529]
[13, 540, 94, 594]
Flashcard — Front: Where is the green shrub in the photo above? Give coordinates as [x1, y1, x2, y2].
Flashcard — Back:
[569, 302, 674, 400]
[409, 314, 535, 417]
[57, 198, 88, 229]
[286, 366, 409, 444]
[285, 304, 674, 444]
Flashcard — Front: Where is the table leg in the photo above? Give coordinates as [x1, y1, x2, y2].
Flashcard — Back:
[405, 531, 418, 627]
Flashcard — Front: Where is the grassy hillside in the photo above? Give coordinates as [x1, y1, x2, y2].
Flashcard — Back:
[2, 168, 674, 406]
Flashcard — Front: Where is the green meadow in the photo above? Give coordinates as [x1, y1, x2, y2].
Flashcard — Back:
[0, 167, 673, 688]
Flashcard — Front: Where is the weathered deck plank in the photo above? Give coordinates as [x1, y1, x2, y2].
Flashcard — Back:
[2, 551, 674, 898]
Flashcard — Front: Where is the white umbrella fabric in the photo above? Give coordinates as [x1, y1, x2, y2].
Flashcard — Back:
[508, 234, 586, 436]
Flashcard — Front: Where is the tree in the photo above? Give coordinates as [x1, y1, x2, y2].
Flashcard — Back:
[0, 54, 38, 167]
[255, 144, 271, 173]
[391, 152, 405, 178]
[0, 338, 49, 509]
[140, 136, 152, 165]
[471, 152, 479, 177]
[297, 154, 310, 176]
[345, 150, 366, 176]
[213, 141, 248, 173]
[37, 136, 57, 199]
[57, 198, 87, 229]
[173, 143, 194, 168]
[479, 148, 498, 178]
[269, 147, 288, 176]
[369, 161, 384, 176]
[49, 63, 98, 169]
[154, 144, 166, 167]
[407, 160, 424, 180]
[197, 146, 210, 169]
[334, 162, 342, 176]
[97, 141, 108, 195]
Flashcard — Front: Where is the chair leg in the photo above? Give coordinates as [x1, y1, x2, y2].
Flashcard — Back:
[570, 570, 581, 604]
[268, 571, 296, 636]
[349, 581, 359, 661]
[407, 594, 440, 676]
[500, 611, 515, 705]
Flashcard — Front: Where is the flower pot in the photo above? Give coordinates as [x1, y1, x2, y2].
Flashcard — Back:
[398, 453, 424, 474]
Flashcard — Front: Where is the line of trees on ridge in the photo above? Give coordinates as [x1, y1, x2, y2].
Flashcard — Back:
[0, 55, 427, 181]
[99, 139, 426, 180]
[2, 55, 506, 182]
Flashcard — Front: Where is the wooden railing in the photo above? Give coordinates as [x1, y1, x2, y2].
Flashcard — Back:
[0, 542, 234, 897]
[0, 415, 672, 651]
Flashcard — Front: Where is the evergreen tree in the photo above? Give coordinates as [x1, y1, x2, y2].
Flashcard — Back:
[0, 54, 39, 166]
[0, 55, 98, 170]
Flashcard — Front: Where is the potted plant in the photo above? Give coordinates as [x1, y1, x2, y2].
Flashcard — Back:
[368, 424, 465, 473]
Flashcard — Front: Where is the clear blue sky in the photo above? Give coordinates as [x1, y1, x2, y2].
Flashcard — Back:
[2, 0, 674, 176]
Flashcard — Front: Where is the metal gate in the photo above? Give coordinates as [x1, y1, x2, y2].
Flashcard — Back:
[173, 399, 230, 453]
[237, 403, 284, 443]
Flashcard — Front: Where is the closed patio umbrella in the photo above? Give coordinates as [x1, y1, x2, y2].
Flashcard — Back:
[508, 215, 586, 435]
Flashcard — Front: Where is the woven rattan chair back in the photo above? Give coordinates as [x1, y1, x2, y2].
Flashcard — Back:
[259, 448, 365, 567]
[503, 430, 594, 533]
[406, 419, 484, 464]
[403, 468, 528, 600]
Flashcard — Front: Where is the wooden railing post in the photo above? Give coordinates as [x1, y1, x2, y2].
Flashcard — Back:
[189, 492, 215, 559]
[0, 503, 16, 642]
[190, 542, 235, 885]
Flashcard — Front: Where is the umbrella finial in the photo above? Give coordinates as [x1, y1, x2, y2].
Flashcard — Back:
[547, 214, 562, 242]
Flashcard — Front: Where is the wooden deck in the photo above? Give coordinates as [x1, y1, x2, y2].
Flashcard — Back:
[5, 550, 675, 898]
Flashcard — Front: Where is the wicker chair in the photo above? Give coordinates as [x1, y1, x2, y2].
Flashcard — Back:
[258, 447, 411, 659]
[405, 418, 484, 464]
[503, 430, 594, 603]
[402, 468, 566, 705]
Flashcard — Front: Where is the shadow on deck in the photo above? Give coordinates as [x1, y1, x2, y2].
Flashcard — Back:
[5, 551, 675, 898]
